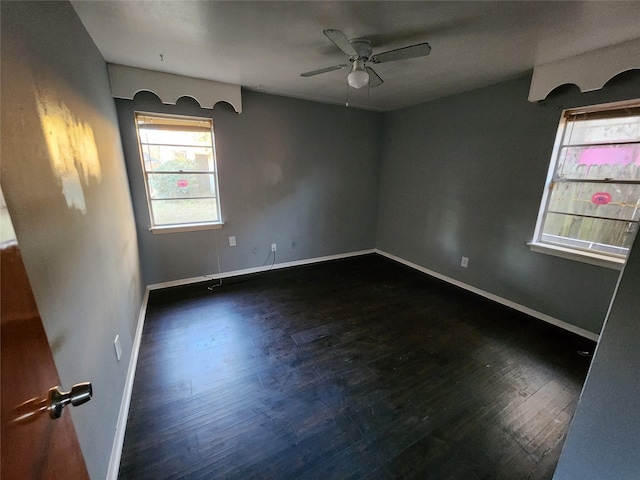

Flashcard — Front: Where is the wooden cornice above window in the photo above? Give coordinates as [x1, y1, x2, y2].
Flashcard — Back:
[528, 38, 640, 102]
[107, 64, 242, 113]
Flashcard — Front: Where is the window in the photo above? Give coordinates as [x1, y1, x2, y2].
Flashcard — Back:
[531, 100, 640, 268]
[135, 113, 222, 233]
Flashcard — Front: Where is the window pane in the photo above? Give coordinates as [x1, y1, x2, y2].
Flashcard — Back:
[138, 128, 212, 147]
[542, 212, 635, 253]
[140, 144, 214, 173]
[557, 144, 640, 180]
[148, 173, 217, 199]
[564, 113, 640, 145]
[151, 198, 219, 225]
[534, 101, 640, 261]
[135, 113, 222, 229]
[547, 182, 640, 222]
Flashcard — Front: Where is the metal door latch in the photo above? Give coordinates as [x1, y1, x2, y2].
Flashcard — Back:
[48, 382, 93, 419]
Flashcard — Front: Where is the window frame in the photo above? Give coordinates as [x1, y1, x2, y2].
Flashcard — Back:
[134, 111, 223, 234]
[529, 99, 640, 270]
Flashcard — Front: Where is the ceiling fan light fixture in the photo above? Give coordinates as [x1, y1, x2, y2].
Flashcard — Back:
[348, 60, 369, 89]
[302, 29, 430, 91]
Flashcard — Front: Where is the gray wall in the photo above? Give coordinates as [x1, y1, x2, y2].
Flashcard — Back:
[1, 2, 142, 478]
[553, 215, 640, 479]
[116, 91, 383, 285]
[377, 72, 640, 335]
[3, 3, 637, 477]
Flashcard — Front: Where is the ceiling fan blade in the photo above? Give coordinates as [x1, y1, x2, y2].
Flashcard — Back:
[366, 67, 383, 87]
[301, 64, 350, 77]
[370, 42, 431, 64]
[323, 29, 358, 57]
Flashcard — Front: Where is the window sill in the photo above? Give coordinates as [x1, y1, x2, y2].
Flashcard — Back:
[149, 222, 224, 235]
[528, 242, 625, 271]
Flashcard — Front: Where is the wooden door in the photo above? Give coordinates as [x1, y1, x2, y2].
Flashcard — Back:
[1, 240, 90, 479]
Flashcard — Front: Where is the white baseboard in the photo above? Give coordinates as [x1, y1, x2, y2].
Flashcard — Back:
[148, 249, 376, 290]
[107, 247, 597, 478]
[106, 249, 374, 478]
[106, 286, 150, 480]
[375, 249, 600, 342]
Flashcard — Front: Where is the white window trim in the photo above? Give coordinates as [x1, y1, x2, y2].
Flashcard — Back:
[135, 111, 224, 234]
[149, 222, 224, 235]
[528, 241, 625, 270]
[530, 98, 640, 268]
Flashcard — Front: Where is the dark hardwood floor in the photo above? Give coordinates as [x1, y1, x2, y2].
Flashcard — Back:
[118, 254, 594, 479]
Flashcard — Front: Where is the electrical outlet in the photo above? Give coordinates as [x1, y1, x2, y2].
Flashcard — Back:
[271, 243, 277, 252]
[461, 256, 469, 268]
[114, 335, 122, 361]
[252, 246, 258, 254]
[229, 236, 236, 247]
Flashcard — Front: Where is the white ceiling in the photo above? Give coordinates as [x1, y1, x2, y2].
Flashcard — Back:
[70, 1, 640, 111]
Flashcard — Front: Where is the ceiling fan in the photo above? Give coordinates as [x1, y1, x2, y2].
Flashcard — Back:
[301, 29, 432, 89]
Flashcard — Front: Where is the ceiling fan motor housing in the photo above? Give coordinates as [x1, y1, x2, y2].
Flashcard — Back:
[349, 38, 373, 60]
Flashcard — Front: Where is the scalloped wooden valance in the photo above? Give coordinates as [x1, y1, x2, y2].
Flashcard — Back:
[107, 64, 242, 113]
[528, 38, 640, 102]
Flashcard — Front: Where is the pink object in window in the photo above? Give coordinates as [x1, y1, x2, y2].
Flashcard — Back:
[591, 192, 612, 205]
[579, 146, 637, 166]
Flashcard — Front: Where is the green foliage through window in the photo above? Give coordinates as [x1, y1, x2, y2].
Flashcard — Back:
[135, 113, 221, 227]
